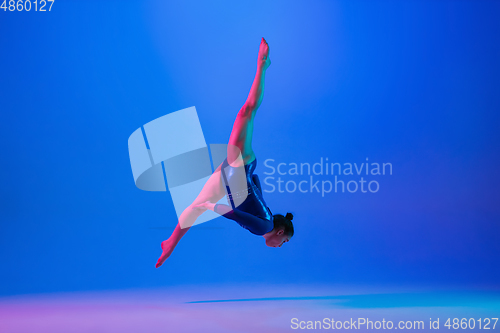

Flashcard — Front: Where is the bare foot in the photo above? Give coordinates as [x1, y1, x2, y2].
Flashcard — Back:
[155, 239, 174, 268]
[258, 37, 271, 69]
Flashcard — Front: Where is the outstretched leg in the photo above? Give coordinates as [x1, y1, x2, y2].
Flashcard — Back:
[227, 37, 271, 167]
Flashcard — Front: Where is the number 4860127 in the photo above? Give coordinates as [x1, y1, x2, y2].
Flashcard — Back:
[1, 0, 54, 11]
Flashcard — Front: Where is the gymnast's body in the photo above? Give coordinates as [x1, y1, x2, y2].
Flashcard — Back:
[156, 38, 294, 268]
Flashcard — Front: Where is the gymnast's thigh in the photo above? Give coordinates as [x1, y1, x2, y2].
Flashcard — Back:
[191, 162, 226, 205]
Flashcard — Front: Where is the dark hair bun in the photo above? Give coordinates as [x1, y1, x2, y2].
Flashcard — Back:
[285, 212, 294, 221]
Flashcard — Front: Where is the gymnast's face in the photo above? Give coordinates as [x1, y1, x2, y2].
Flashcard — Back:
[266, 229, 291, 248]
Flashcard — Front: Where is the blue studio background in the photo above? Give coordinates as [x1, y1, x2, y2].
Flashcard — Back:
[1, 0, 499, 296]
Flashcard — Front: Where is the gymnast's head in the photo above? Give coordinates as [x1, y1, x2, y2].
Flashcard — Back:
[264, 213, 294, 248]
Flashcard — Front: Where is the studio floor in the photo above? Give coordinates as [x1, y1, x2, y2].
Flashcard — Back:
[1, 284, 499, 332]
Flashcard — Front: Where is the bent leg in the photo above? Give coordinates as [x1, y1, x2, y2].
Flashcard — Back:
[180, 162, 226, 229]
[156, 162, 226, 268]
[228, 38, 271, 166]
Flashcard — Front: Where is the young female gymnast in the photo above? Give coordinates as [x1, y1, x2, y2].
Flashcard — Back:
[156, 38, 294, 268]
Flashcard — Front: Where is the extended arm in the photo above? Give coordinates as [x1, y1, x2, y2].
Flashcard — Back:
[214, 203, 273, 236]
[191, 201, 272, 236]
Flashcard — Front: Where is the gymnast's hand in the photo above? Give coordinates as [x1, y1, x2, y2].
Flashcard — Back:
[192, 201, 215, 212]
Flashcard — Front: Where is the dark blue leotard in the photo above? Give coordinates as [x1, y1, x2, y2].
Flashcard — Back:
[214, 157, 274, 235]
